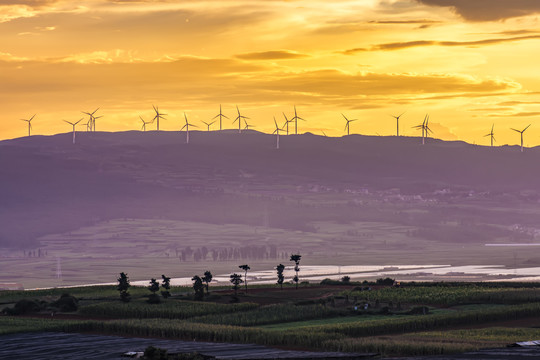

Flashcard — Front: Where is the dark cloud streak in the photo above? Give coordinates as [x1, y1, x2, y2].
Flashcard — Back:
[416, 0, 540, 21]
[343, 35, 540, 54]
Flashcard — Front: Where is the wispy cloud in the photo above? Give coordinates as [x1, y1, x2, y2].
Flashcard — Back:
[343, 35, 540, 54]
[235, 50, 308, 61]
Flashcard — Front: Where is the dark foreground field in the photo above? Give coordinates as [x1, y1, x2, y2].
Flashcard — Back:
[3, 282, 540, 358]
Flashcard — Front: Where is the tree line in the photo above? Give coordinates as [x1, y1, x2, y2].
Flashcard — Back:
[117, 254, 302, 302]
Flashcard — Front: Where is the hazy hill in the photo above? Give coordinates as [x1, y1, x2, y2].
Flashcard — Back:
[1, 130, 538, 248]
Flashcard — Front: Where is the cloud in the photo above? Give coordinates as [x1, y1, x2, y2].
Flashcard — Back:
[235, 50, 308, 61]
[343, 35, 540, 54]
[416, 0, 540, 21]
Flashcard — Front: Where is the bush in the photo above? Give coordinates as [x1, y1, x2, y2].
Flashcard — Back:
[148, 294, 161, 304]
[51, 294, 78, 312]
[2, 299, 42, 315]
[143, 346, 168, 360]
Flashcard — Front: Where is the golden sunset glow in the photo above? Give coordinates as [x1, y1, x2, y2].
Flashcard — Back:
[2, 0, 540, 146]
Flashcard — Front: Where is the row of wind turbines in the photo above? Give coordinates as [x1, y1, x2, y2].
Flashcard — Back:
[19, 106, 532, 151]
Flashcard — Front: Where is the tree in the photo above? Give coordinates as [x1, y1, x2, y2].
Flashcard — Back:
[239, 264, 250, 293]
[147, 278, 161, 304]
[202, 271, 213, 294]
[341, 276, 351, 283]
[161, 274, 171, 298]
[276, 264, 285, 290]
[230, 273, 243, 296]
[290, 254, 302, 289]
[192, 275, 205, 301]
[117, 272, 131, 302]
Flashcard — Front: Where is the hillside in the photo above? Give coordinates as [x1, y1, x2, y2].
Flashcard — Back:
[1, 130, 538, 249]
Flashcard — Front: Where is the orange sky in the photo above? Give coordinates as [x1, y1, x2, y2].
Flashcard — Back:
[2, 0, 540, 146]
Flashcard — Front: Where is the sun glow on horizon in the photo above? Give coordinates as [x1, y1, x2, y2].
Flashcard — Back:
[2, 0, 540, 147]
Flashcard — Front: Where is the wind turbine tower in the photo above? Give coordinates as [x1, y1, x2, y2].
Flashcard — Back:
[233, 106, 249, 133]
[290, 106, 305, 135]
[181, 112, 197, 144]
[484, 124, 495, 147]
[342, 113, 357, 136]
[413, 114, 431, 145]
[140, 116, 151, 131]
[391, 112, 405, 136]
[511, 124, 531, 152]
[212, 104, 229, 131]
[272, 116, 282, 149]
[63, 119, 82, 144]
[21, 114, 35, 137]
[152, 105, 166, 131]
[282, 113, 292, 135]
[82, 108, 100, 132]
[201, 120, 216, 131]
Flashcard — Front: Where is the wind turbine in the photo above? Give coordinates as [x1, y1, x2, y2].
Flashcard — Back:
[272, 116, 281, 149]
[152, 105, 166, 131]
[484, 124, 495, 147]
[413, 114, 431, 145]
[290, 106, 305, 135]
[63, 119, 82, 144]
[233, 105, 249, 133]
[201, 120, 216, 131]
[82, 108, 100, 132]
[390, 112, 405, 136]
[139, 116, 151, 131]
[321, 130, 327, 137]
[181, 112, 197, 144]
[342, 113, 357, 136]
[212, 104, 229, 131]
[20, 114, 35, 137]
[244, 119, 255, 130]
[511, 124, 531, 152]
[282, 112, 293, 135]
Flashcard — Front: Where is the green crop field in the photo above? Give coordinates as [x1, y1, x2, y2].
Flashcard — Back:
[2, 281, 540, 357]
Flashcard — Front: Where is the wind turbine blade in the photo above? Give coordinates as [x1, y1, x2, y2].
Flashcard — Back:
[30, 114, 36, 121]
[510, 128, 520, 133]
[523, 124, 531, 132]
[341, 113, 348, 121]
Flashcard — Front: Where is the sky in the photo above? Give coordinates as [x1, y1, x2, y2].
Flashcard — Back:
[1, 0, 540, 146]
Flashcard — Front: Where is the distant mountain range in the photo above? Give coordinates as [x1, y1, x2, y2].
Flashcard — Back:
[1, 130, 538, 248]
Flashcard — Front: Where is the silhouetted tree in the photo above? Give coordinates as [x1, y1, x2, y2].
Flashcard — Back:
[117, 272, 131, 302]
[147, 278, 161, 304]
[202, 271, 213, 294]
[192, 275, 205, 301]
[341, 276, 351, 283]
[239, 264, 250, 293]
[230, 273, 243, 296]
[161, 274, 171, 298]
[290, 254, 302, 289]
[276, 264, 285, 290]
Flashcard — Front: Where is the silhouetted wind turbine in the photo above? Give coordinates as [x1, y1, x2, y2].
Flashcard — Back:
[63, 119, 82, 144]
[201, 120, 216, 131]
[244, 119, 255, 130]
[511, 124, 531, 152]
[272, 116, 281, 149]
[282, 113, 293, 135]
[212, 104, 229, 131]
[391, 112, 405, 136]
[82, 108, 100, 132]
[21, 114, 35, 137]
[152, 105, 166, 131]
[484, 124, 495, 147]
[413, 114, 431, 145]
[140, 116, 151, 131]
[233, 106, 249, 133]
[181, 112, 197, 144]
[342, 113, 357, 136]
[290, 106, 305, 135]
